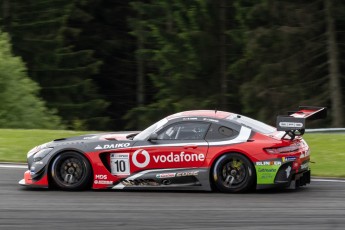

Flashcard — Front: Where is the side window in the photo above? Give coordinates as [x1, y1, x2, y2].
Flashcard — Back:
[205, 123, 239, 141]
[157, 122, 210, 140]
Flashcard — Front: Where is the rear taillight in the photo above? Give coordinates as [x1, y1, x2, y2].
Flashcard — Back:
[265, 145, 299, 154]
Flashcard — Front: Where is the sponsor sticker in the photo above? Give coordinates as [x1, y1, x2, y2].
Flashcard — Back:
[95, 174, 108, 180]
[156, 171, 199, 179]
[176, 171, 199, 177]
[111, 153, 130, 175]
[282, 156, 297, 162]
[152, 152, 205, 163]
[279, 122, 303, 128]
[132, 149, 205, 168]
[132, 149, 150, 168]
[182, 117, 198, 121]
[258, 168, 277, 173]
[256, 161, 281, 166]
[260, 174, 274, 180]
[156, 173, 176, 178]
[94, 180, 113, 185]
[202, 118, 219, 123]
[255, 164, 281, 184]
[95, 143, 130, 150]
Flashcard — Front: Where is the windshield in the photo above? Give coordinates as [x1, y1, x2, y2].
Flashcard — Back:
[226, 114, 276, 134]
[133, 118, 168, 141]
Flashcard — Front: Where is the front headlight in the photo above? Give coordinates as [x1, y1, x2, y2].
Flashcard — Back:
[27, 143, 50, 158]
[33, 148, 54, 162]
[27, 146, 39, 158]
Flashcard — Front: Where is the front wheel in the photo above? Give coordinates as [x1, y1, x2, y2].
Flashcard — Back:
[50, 152, 92, 190]
[212, 153, 255, 193]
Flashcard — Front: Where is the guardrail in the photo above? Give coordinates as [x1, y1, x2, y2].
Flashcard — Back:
[306, 128, 345, 133]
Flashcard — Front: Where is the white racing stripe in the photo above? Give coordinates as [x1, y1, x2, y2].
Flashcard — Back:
[130, 126, 252, 149]
[0, 164, 27, 169]
[209, 126, 252, 146]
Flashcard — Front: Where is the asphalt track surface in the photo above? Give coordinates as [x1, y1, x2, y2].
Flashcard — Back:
[1, 166, 345, 230]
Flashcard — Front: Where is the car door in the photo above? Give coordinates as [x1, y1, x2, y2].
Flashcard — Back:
[130, 121, 210, 172]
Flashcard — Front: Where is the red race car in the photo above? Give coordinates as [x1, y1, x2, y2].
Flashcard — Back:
[19, 106, 326, 193]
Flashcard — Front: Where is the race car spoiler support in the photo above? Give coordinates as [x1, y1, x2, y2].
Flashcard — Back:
[276, 106, 327, 140]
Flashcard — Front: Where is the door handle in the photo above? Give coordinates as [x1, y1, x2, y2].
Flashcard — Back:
[184, 145, 198, 149]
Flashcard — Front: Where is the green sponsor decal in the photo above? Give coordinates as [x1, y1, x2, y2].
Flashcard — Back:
[256, 164, 280, 184]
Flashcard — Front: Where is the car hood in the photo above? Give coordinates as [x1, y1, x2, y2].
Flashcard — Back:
[52, 131, 139, 143]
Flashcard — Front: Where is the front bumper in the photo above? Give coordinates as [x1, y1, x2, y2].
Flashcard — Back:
[18, 170, 49, 188]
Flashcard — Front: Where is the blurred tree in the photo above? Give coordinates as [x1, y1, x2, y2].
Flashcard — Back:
[233, 0, 344, 127]
[65, 0, 138, 130]
[127, 0, 243, 129]
[2, 0, 343, 130]
[0, 31, 63, 129]
[324, 0, 343, 127]
[1, 0, 110, 130]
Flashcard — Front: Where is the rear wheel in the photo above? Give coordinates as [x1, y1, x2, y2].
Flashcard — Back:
[50, 152, 92, 190]
[212, 153, 255, 193]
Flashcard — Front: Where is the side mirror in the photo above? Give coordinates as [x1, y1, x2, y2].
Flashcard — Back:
[148, 133, 158, 142]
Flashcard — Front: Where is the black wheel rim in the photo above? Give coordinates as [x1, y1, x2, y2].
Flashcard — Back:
[220, 158, 247, 188]
[55, 156, 85, 186]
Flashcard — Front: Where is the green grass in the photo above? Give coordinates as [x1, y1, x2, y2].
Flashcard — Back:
[0, 129, 344, 177]
[0, 129, 92, 162]
[303, 133, 345, 178]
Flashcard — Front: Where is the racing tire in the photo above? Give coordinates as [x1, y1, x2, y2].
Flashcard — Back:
[50, 152, 92, 191]
[212, 153, 255, 193]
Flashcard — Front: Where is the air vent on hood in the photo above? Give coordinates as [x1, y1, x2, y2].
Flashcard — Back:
[54, 138, 66, 142]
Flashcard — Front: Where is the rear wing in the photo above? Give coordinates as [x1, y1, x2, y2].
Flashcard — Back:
[276, 106, 327, 139]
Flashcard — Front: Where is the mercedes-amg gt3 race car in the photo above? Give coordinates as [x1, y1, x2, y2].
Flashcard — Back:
[19, 106, 326, 193]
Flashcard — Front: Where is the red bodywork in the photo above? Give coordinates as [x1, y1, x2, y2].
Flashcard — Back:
[21, 109, 318, 190]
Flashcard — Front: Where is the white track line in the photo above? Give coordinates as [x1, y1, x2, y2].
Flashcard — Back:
[0, 164, 27, 169]
[312, 179, 345, 183]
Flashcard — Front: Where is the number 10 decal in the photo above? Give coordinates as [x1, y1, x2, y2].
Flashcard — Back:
[110, 153, 130, 175]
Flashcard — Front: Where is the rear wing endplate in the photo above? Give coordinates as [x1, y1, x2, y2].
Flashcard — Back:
[276, 106, 327, 139]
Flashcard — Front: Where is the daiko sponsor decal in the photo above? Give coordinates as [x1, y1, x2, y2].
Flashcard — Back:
[132, 149, 205, 168]
[95, 143, 130, 150]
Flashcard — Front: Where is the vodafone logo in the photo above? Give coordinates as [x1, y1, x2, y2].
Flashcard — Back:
[132, 149, 205, 168]
[132, 149, 150, 168]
